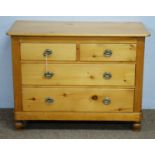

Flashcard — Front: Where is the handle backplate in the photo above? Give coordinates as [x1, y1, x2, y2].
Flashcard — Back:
[45, 97, 54, 104]
[102, 97, 111, 105]
[103, 49, 112, 57]
[103, 72, 112, 80]
[44, 71, 54, 79]
[43, 49, 52, 57]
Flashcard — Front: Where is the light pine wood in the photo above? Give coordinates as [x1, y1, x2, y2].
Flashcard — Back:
[14, 112, 142, 121]
[7, 21, 150, 37]
[21, 64, 135, 86]
[19, 36, 138, 44]
[134, 38, 145, 112]
[132, 122, 141, 131]
[14, 121, 26, 129]
[21, 61, 136, 65]
[7, 21, 150, 129]
[23, 85, 135, 89]
[11, 37, 23, 111]
[21, 43, 76, 61]
[80, 44, 136, 61]
[22, 87, 134, 112]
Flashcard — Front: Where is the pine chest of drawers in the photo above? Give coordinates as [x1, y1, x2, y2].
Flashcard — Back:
[7, 21, 150, 130]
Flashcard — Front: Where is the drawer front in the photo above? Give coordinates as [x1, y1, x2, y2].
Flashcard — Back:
[80, 44, 136, 61]
[21, 43, 76, 61]
[22, 64, 135, 86]
[22, 88, 134, 112]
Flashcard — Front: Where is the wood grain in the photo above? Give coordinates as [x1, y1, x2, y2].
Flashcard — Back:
[21, 43, 76, 61]
[80, 44, 136, 61]
[22, 87, 134, 112]
[19, 36, 138, 43]
[7, 21, 149, 127]
[134, 38, 145, 112]
[21, 60, 136, 64]
[7, 21, 150, 37]
[11, 37, 23, 111]
[21, 64, 135, 86]
[14, 111, 142, 121]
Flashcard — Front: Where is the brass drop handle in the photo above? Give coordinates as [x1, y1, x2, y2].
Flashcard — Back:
[44, 71, 54, 79]
[45, 97, 54, 104]
[103, 49, 112, 57]
[102, 97, 111, 105]
[43, 49, 52, 57]
[103, 72, 112, 80]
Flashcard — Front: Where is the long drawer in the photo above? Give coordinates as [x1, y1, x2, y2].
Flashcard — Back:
[21, 43, 77, 61]
[80, 44, 136, 61]
[22, 64, 135, 86]
[22, 88, 134, 112]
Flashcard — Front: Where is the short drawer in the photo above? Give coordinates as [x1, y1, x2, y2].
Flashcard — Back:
[22, 64, 135, 86]
[21, 43, 76, 61]
[80, 44, 136, 61]
[22, 88, 134, 112]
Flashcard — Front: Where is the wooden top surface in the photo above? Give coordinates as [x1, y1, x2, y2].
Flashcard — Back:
[7, 21, 150, 37]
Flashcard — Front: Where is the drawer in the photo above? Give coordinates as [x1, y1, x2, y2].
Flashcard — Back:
[22, 88, 134, 112]
[80, 44, 136, 61]
[22, 64, 135, 86]
[21, 43, 76, 61]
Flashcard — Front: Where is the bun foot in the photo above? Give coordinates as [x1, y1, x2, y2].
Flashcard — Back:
[132, 122, 141, 131]
[14, 121, 27, 129]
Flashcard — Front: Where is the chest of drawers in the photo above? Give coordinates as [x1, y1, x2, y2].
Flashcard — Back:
[7, 21, 150, 130]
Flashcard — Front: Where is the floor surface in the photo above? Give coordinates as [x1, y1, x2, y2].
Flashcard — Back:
[0, 109, 155, 139]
